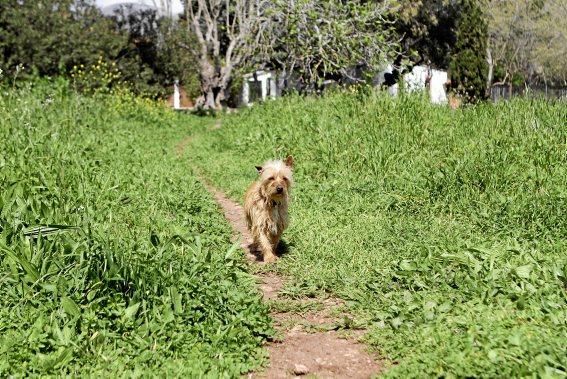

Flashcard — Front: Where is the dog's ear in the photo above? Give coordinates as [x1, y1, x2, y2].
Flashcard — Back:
[284, 155, 294, 168]
[255, 165, 263, 174]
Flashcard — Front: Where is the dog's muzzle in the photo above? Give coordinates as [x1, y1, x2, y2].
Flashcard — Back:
[276, 186, 284, 194]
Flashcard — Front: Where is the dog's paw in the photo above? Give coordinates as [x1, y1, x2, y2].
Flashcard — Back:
[263, 253, 277, 263]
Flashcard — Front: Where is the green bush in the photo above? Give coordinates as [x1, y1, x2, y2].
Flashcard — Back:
[110, 11, 201, 99]
[0, 1, 199, 99]
[0, 0, 125, 78]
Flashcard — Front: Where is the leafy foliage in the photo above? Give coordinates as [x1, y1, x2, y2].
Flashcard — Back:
[186, 90, 567, 377]
[0, 0, 124, 78]
[393, 0, 459, 68]
[266, 0, 399, 88]
[181, 0, 401, 108]
[110, 9, 200, 98]
[449, 0, 489, 101]
[488, 0, 567, 85]
[0, 81, 272, 376]
[0, 1, 199, 98]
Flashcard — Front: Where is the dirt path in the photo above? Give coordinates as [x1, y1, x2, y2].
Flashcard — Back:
[200, 179, 383, 378]
[178, 134, 383, 378]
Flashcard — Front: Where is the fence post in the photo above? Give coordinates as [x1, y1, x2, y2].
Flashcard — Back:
[242, 78, 250, 106]
[173, 79, 180, 109]
[260, 73, 268, 101]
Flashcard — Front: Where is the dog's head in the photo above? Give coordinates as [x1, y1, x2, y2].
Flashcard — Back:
[256, 155, 294, 201]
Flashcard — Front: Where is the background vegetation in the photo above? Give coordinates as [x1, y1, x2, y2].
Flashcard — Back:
[449, 0, 488, 101]
[186, 90, 567, 377]
[395, 0, 567, 87]
[0, 81, 271, 376]
[3, 0, 564, 105]
[487, 0, 567, 86]
[0, 0, 199, 98]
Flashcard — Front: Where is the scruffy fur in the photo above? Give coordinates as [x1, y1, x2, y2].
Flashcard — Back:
[244, 156, 294, 263]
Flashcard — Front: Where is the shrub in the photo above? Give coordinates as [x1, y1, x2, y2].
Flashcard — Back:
[449, 0, 489, 102]
[0, 1, 200, 99]
[0, 0, 125, 78]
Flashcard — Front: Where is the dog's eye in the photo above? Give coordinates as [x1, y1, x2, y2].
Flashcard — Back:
[268, 176, 275, 181]
[283, 177, 289, 182]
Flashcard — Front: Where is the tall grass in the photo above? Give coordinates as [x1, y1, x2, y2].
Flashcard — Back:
[187, 90, 567, 377]
[0, 81, 272, 376]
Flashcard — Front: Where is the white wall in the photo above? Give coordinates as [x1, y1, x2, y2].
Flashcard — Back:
[375, 64, 449, 104]
[429, 69, 448, 104]
[241, 71, 277, 106]
[404, 66, 429, 92]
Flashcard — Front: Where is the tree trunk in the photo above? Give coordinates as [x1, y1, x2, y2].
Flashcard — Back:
[195, 57, 232, 110]
[196, 57, 221, 110]
[196, 80, 228, 110]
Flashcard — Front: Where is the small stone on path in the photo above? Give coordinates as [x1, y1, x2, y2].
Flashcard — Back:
[293, 363, 310, 376]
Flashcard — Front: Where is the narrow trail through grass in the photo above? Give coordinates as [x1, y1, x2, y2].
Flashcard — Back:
[182, 134, 384, 378]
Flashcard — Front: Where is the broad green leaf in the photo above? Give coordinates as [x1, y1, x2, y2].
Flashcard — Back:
[170, 287, 182, 314]
[399, 260, 417, 271]
[61, 297, 80, 318]
[224, 242, 240, 260]
[124, 302, 141, 319]
[23, 224, 78, 238]
[1, 244, 40, 282]
[515, 264, 533, 279]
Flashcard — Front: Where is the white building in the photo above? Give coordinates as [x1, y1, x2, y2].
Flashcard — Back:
[239, 66, 449, 107]
[428, 69, 448, 104]
[241, 71, 277, 106]
[379, 64, 448, 105]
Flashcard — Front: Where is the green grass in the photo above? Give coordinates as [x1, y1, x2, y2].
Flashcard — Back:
[186, 90, 567, 377]
[0, 81, 272, 376]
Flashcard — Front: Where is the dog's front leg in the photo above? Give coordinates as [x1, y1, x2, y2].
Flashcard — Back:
[259, 232, 277, 263]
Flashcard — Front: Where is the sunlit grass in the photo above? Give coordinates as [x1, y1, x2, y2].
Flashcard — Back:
[187, 90, 567, 377]
[0, 81, 272, 376]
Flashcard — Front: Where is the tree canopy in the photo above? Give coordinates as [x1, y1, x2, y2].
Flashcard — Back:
[183, 0, 400, 109]
[3, 0, 561, 103]
[488, 0, 567, 85]
[0, 0, 199, 97]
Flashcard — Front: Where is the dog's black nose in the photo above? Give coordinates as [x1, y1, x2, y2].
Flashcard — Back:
[276, 186, 283, 194]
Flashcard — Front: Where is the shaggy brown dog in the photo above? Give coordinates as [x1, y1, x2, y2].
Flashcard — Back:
[244, 156, 294, 263]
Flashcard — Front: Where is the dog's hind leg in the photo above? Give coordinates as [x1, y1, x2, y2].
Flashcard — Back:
[259, 233, 277, 263]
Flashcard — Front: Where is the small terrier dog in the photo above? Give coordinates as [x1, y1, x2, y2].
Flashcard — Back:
[244, 156, 294, 263]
